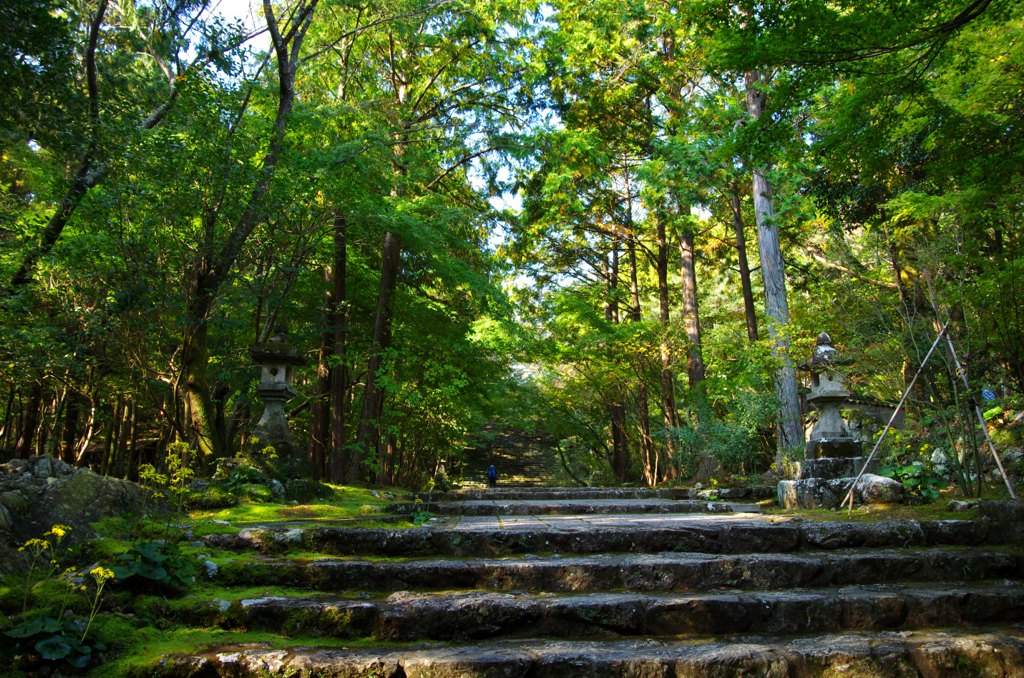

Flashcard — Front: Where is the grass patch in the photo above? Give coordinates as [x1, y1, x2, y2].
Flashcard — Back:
[89, 621, 417, 678]
[765, 499, 979, 523]
[187, 483, 405, 528]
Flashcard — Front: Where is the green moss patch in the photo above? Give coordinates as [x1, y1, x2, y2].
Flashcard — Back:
[187, 484, 402, 527]
[765, 499, 977, 523]
[90, 624, 414, 678]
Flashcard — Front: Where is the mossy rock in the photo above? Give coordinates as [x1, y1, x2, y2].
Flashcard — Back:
[186, 486, 238, 510]
[238, 483, 274, 503]
[213, 458, 270, 483]
[284, 479, 326, 503]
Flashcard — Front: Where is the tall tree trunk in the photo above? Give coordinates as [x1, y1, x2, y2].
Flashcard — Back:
[180, 0, 318, 470]
[606, 242, 630, 482]
[182, 318, 226, 464]
[15, 382, 42, 459]
[677, 215, 715, 484]
[74, 396, 96, 467]
[677, 222, 705, 386]
[745, 70, 803, 462]
[655, 215, 679, 465]
[6, 0, 109, 292]
[0, 387, 14, 452]
[44, 388, 67, 457]
[114, 401, 132, 477]
[101, 399, 120, 476]
[125, 403, 139, 481]
[627, 233, 655, 486]
[637, 382, 657, 487]
[383, 433, 399, 487]
[309, 267, 333, 479]
[352, 231, 403, 482]
[731, 189, 759, 344]
[60, 392, 82, 464]
[331, 211, 349, 482]
[628, 234, 641, 324]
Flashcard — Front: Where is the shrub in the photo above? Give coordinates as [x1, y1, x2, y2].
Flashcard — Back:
[111, 542, 196, 587]
[185, 486, 238, 510]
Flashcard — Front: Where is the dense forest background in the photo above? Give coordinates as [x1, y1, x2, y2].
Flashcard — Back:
[1, 0, 1021, 491]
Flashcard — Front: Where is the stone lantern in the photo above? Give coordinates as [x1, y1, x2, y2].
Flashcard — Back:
[249, 325, 307, 457]
[799, 332, 861, 459]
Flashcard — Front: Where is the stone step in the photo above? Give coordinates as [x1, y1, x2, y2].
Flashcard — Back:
[203, 516, 995, 558]
[155, 628, 1024, 677]
[214, 548, 1024, 593]
[409, 487, 777, 502]
[183, 583, 1024, 641]
[384, 499, 762, 516]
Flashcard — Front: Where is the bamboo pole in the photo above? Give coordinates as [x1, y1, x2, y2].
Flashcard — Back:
[941, 334, 1018, 500]
[843, 322, 950, 514]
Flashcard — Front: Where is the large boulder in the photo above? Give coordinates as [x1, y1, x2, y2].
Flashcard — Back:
[1002, 447, 1024, 475]
[0, 455, 153, 573]
[21, 467, 150, 536]
[778, 474, 905, 510]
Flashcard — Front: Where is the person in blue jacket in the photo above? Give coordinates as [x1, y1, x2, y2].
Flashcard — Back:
[487, 464, 498, 488]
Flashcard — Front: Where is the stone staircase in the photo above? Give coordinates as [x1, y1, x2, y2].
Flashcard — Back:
[459, 427, 560, 488]
[160, 489, 1024, 677]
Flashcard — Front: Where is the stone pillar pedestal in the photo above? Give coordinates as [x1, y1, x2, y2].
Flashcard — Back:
[248, 326, 307, 458]
[252, 386, 301, 458]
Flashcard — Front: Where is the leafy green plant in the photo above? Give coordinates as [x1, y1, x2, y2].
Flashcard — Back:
[879, 462, 950, 501]
[165, 443, 196, 515]
[411, 509, 434, 526]
[18, 525, 72, 612]
[137, 462, 168, 520]
[222, 465, 270, 494]
[111, 542, 196, 587]
[1, 615, 107, 669]
[1, 543, 112, 671]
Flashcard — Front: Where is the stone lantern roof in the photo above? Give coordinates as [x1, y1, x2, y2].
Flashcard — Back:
[249, 326, 308, 402]
[799, 332, 853, 372]
[248, 326, 308, 367]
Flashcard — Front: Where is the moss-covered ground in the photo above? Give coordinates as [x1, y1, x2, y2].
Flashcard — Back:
[0, 481, 420, 677]
[2, 476, 1017, 677]
[765, 487, 1017, 522]
[190, 483, 407, 526]
[86, 624, 415, 678]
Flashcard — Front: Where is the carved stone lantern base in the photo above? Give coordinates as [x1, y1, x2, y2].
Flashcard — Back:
[806, 437, 863, 459]
[251, 386, 301, 458]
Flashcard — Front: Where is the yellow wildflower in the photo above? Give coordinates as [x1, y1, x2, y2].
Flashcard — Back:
[90, 567, 115, 583]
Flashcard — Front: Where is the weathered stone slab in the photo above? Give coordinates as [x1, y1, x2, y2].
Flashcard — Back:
[179, 583, 1024, 641]
[154, 629, 1024, 677]
[408, 486, 779, 503]
[980, 499, 1024, 544]
[215, 548, 1024, 593]
[386, 499, 762, 516]
[202, 516, 994, 558]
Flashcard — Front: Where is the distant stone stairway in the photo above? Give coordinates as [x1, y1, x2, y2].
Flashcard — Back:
[163, 490, 1024, 677]
[459, 426, 560, 488]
